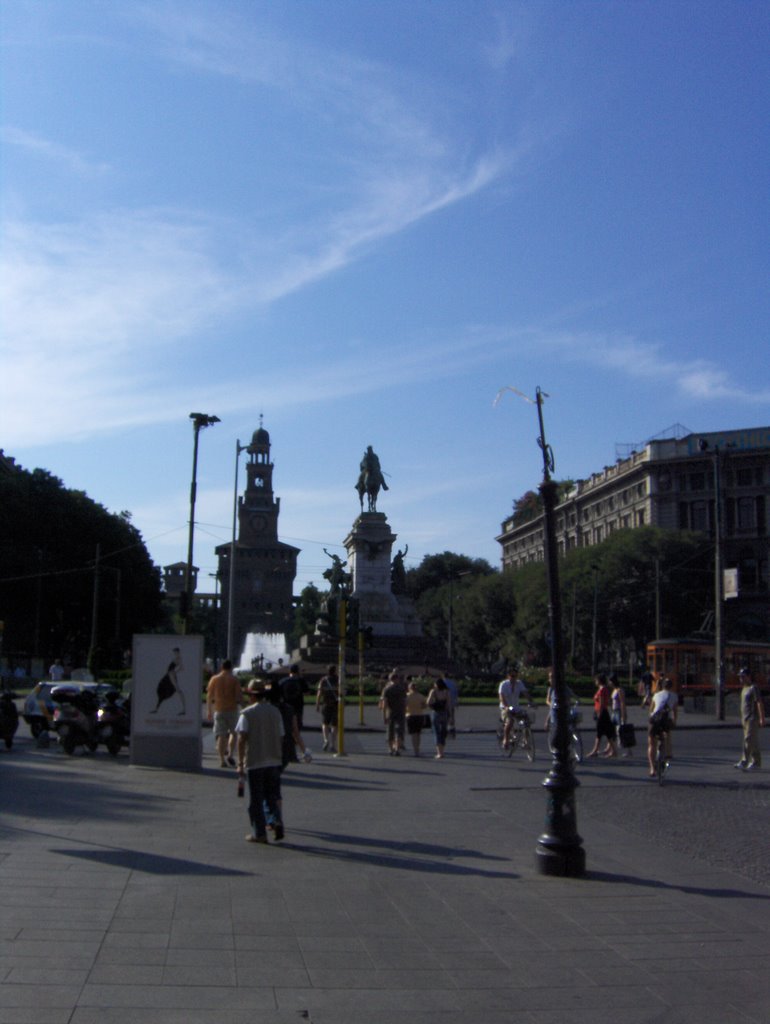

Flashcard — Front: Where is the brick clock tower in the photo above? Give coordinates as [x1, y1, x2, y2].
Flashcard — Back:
[216, 420, 299, 664]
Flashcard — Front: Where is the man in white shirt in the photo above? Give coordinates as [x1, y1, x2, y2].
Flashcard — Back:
[236, 680, 285, 844]
[646, 677, 678, 776]
[498, 668, 530, 749]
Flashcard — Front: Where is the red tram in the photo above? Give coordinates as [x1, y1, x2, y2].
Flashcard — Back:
[645, 639, 770, 692]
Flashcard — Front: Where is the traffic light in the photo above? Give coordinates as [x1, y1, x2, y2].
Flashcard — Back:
[345, 597, 360, 644]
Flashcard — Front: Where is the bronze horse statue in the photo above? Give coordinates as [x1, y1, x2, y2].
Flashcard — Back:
[356, 472, 380, 512]
[355, 446, 388, 512]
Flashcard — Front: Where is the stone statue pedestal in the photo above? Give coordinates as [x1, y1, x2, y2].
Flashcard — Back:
[343, 513, 422, 637]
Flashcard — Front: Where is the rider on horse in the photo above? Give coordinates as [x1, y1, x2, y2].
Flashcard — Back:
[356, 446, 389, 512]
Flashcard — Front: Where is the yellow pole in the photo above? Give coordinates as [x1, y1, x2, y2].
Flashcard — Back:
[336, 598, 347, 756]
[358, 629, 366, 724]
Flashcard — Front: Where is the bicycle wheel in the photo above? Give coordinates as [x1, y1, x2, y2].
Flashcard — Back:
[571, 730, 583, 764]
[522, 727, 535, 762]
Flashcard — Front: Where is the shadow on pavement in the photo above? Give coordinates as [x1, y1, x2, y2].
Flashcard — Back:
[588, 869, 770, 901]
[283, 828, 517, 878]
[51, 846, 252, 877]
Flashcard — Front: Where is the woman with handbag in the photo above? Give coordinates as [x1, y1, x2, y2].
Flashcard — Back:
[587, 674, 616, 758]
[405, 680, 429, 757]
[610, 674, 630, 758]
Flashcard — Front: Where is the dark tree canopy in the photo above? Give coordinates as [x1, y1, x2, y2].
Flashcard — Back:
[0, 463, 163, 671]
[404, 551, 495, 601]
[511, 480, 574, 527]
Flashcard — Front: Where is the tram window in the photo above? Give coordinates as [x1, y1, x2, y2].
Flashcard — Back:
[681, 652, 698, 687]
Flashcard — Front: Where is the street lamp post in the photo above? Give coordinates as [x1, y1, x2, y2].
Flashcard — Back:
[495, 385, 585, 877]
[591, 564, 600, 676]
[699, 439, 728, 721]
[183, 412, 220, 634]
[226, 440, 247, 663]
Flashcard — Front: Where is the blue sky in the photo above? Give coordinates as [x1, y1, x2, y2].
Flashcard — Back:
[2, 0, 768, 593]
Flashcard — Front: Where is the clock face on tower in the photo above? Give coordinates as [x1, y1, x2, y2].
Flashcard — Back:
[250, 513, 267, 534]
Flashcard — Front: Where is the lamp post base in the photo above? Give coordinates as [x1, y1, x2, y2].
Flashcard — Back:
[535, 840, 586, 877]
[535, 772, 586, 877]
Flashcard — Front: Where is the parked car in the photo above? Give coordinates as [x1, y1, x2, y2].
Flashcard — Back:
[23, 681, 115, 738]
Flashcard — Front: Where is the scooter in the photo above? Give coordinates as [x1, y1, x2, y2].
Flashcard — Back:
[96, 691, 131, 756]
[0, 690, 19, 749]
[51, 685, 100, 755]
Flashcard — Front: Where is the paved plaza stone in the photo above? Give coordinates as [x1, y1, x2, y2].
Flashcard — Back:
[1, 703, 769, 1024]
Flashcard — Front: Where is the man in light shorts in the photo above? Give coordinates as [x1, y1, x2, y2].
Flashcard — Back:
[498, 667, 530, 750]
[207, 659, 242, 767]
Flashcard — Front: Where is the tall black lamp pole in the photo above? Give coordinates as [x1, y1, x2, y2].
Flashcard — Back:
[226, 440, 247, 662]
[496, 386, 585, 876]
[532, 388, 585, 876]
[699, 439, 727, 721]
[183, 412, 220, 633]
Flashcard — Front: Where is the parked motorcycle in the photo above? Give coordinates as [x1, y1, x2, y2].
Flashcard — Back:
[96, 691, 131, 756]
[0, 690, 20, 749]
[51, 685, 100, 755]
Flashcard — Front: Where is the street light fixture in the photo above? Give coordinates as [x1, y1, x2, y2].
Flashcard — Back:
[226, 439, 247, 663]
[698, 438, 730, 721]
[183, 412, 220, 633]
[495, 385, 585, 877]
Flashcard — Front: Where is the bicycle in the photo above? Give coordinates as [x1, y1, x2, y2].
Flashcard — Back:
[497, 705, 536, 762]
[547, 702, 583, 764]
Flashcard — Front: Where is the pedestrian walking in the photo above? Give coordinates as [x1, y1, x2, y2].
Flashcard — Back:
[315, 665, 339, 752]
[639, 669, 653, 707]
[206, 659, 242, 767]
[610, 674, 629, 757]
[279, 664, 306, 730]
[587, 674, 616, 758]
[381, 670, 408, 755]
[735, 667, 766, 771]
[426, 678, 452, 759]
[405, 680, 429, 757]
[236, 680, 285, 844]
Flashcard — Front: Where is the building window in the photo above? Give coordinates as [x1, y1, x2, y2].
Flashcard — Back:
[689, 473, 706, 492]
[691, 501, 708, 531]
[636, 509, 646, 526]
[737, 467, 753, 487]
[738, 497, 756, 530]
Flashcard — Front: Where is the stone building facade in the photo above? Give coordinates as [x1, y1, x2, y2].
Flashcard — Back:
[497, 426, 770, 633]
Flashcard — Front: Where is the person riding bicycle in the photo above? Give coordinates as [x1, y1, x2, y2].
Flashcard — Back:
[647, 676, 678, 777]
[498, 668, 530, 750]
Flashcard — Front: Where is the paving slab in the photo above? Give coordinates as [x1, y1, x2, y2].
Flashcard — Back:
[0, 710, 768, 1024]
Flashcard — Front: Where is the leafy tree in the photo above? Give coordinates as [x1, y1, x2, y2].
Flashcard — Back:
[406, 552, 498, 671]
[510, 480, 574, 527]
[405, 551, 495, 601]
[288, 583, 323, 650]
[561, 528, 712, 671]
[0, 463, 163, 672]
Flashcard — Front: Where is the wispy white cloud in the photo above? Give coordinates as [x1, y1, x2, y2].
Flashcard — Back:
[1, 3, 515, 448]
[524, 330, 770, 404]
[0, 125, 111, 175]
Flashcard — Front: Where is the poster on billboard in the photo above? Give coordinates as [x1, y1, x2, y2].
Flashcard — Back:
[131, 634, 203, 769]
[724, 568, 739, 600]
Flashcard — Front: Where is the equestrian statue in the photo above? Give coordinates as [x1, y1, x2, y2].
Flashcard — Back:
[355, 445, 389, 512]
